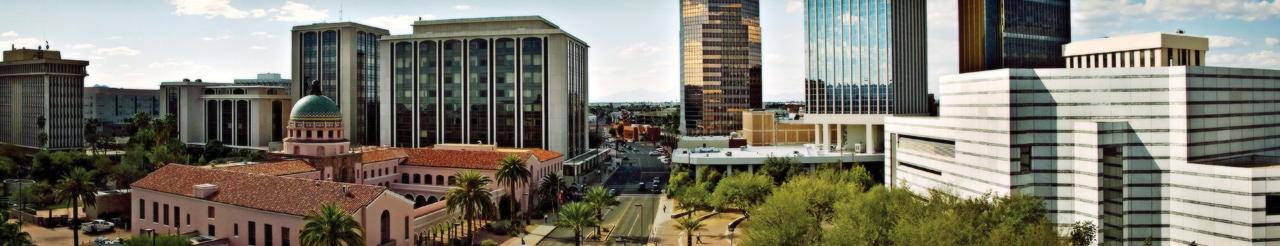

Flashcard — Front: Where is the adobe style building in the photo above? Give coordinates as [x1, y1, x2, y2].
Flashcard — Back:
[0, 46, 87, 149]
[133, 85, 564, 246]
[884, 33, 1280, 245]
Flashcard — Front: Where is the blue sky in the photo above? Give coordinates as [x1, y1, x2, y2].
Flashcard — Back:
[1, 0, 1277, 102]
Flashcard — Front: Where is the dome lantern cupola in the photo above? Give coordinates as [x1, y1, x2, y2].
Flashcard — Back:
[282, 80, 348, 156]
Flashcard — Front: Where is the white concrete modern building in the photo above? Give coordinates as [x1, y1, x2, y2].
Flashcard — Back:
[885, 65, 1280, 244]
[159, 79, 291, 150]
[1064, 32, 1207, 69]
[377, 16, 592, 160]
[0, 47, 86, 150]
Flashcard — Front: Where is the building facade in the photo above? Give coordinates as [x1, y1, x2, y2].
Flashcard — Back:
[959, 0, 1070, 73]
[680, 0, 762, 136]
[885, 65, 1280, 245]
[159, 79, 291, 150]
[0, 47, 86, 149]
[802, 0, 926, 156]
[291, 22, 388, 146]
[377, 16, 592, 159]
[1063, 32, 1207, 68]
[233, 73, 292, 95]
[83, 86, 160, 137]
[740, 110, 815, 146]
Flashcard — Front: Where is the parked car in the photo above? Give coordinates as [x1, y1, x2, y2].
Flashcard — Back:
[638, 181, 647, 191]
[81, 219, 115, 233]
[648, 151, 662, 156]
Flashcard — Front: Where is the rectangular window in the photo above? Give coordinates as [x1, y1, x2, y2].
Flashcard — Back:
[265, 224, 274, 246]
[282, 227, 291, 246]
[1019, 146, 1032, 174]
[234, 223, 239, 236]
[163, 204, 169, 225]
[249, 222, 256, 245]
[152, 202, 158, 223]
[1268, 196, 1280, 215]
[175, 206, 181, 226]
[208, 224, 216, 236]
[139, 199, 146, 219]
[186, 214, 190, 226]
[209, 206, 215, 218]
[900, 162, 942, 176]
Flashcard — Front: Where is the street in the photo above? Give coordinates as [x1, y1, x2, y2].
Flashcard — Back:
[539, 143, 669, 246]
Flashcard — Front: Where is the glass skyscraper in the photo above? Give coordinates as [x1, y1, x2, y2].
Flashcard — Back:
[292, 22, 388, 147]
[680, 0, 762, 136]
[804, 0, 927, 115]
[959, 0, 1070, 73]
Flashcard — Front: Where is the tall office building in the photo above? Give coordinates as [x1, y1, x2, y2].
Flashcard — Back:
[802, 0, 926, 154]
[0, 46, 86, 149]
[378, 16, 592, 159]
[291, 22, 389, 146]
[83, 86, 160, 137]
[680, 0, 762, 136]
[959, 0, 1070, 73]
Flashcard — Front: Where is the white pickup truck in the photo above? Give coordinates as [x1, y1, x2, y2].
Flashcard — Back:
[81, 219, 115, 233]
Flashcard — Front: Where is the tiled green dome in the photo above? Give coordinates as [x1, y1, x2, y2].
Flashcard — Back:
[290, 95, 340, 120]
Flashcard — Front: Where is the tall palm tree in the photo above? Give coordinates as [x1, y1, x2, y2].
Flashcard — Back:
[300, 203, 365, 246]
[494, 155, 530, 221]
[555, 202, 598, 246]
[83, 118, 100, 155]
[583, 186, 616, 236]
[0, 212, 35, 246]
[57, 167, 96, 246]
[673, 216, 706, 246]
[538, 173, 568, 212]
[445, 170, 496, 244]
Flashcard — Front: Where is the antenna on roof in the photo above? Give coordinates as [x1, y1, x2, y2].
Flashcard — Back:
[1176, 29, 1185, 34]
[338, 0, 344, 21]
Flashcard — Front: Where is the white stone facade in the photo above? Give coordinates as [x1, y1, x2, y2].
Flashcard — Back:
[885, 66, 1280, 245]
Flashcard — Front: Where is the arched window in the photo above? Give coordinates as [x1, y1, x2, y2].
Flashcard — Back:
[400, 174, 409, 183]
[426, 196, 438, 204]
[435, 175, 444, 185]
[413, 174, 421, 184]
[424, 174, 432, 185]
[414, 196, 427, 208]
[379, 210, 391, 244]
[448, 176, 456, 185]
[233, 89, 245, 94]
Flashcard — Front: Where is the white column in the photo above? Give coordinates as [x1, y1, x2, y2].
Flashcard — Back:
[865, 124, 876, 154]
[821, 124, 830, 150]
[813, 124, 820, 145]
[835, 124, 843, 151]
[748, 164, 754, 173]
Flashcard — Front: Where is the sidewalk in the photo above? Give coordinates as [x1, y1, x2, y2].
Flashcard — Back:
[500, 224, 556, 246]
[650, 195, 678, 246]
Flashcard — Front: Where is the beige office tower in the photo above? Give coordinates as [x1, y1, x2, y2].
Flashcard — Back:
[0, 47, 86, 150]
[291, 22, 390, 147]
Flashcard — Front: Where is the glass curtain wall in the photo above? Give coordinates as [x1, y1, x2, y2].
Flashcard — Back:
[418, 41, 439, 147]
[467, 39, 490, 144]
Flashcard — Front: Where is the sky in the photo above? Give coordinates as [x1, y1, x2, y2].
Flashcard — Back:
[1, 0, 1278, 103]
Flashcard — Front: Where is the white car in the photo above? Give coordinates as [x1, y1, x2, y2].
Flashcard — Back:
[81, 219, 114, 233]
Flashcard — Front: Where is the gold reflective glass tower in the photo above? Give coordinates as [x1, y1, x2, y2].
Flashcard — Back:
[680, 0, 762, 136]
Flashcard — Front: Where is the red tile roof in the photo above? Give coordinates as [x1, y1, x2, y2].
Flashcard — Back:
[401, 148, 532, 170]
[361, 149, 409, 163]
[131, 165, 386, 217]
[216, 160, 316, 176]
[526, 148, 563, 161]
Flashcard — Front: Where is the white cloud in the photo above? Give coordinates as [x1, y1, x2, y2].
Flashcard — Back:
[1266, 37, 1279, 46]
[94, 46, 140, 56]
[249, 46, 267, 50]
[118, 64, 132, 69]
[618, 42, 663, 57]
[1208, 35, 1249, 48]
[363, 15, 436, 34]
[250, 9, 267, 18]
[269, 1, 329, 22]
[1, 31, 16, 37]
[200, 33, 232, 41]
[785, 0, 802, 14]
[1209, 50, 1280, 68]
[170, 0, 252, 19]
[106, 36, 122, 40]
[1074, 0, 1280, 35]
[250, 31, 276, 38]
[148, 60, 210, 70]
[68, 44, 96, 49]
[454, 5, 471, 11]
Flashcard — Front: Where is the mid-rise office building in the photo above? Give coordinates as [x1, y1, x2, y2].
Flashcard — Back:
[291, 22, 389, 146]
[803, 0, 926, 155]
[159, 79, 291, 150]
[377, 16, 592, 160]
[1064, 32, 1207, 68]
[959, 0, 1071, 73]
[680, 0, 762, 136]
[83, 86, 160, 137]
[0, 46, 86, 149]
[885, 33, 1280, 245]
[233, 73, 292, 94]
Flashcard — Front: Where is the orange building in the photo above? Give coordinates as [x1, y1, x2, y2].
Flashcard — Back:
[740, 111, 823, 146]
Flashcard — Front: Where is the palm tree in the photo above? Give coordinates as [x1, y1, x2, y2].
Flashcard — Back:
[673, 216, 706, 246]
[57, 167, 96, 246]
[583, 186, 616, 236]
[494, 155, 530, 221]
[538, 173, 568, 212]
[445, 170, 496, 244]
[555, 202, 598, 246]
[300, 203, 365, 246]
[84, 118, 100, 155]
[0, 212, 34, 246]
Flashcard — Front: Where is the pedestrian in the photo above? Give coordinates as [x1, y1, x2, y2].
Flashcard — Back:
[697, 233, 703, 243]
[662, 205, 667, 213]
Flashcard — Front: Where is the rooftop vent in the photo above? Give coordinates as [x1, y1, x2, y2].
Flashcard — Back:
[193, 184, 219, 199]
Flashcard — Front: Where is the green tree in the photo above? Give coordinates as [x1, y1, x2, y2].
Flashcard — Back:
[759, 156, 799, 185]
[12, 184, 33, 210]
[123, 234, 189, 246]
[300, 203, 365, 246]
[742, 173, 856, 246]
[494, 155, 530, 221]
[0, 156, 17, 179]
[57, 167, 97, 245]
[554, 202, 598, 246]
[129, 112, 152, 134]
[673, 216, 706, 246]
[1068, 221, 1098, 246]
[0, 212, 35, 246]
[710, 172, 773, 213]
[445, 170, 496, 244]
[537, 173, 568, 211]
[583, 186, 617, 236]
[84, 118, 100, 155]
[35, 115, 47, 148]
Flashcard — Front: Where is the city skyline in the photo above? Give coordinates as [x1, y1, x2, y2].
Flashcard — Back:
[0, 0, 1277, 103]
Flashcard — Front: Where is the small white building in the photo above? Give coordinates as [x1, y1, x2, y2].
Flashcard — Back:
[159, 79, 291, 150]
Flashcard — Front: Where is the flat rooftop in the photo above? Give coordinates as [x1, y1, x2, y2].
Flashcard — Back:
[672, 145, 883, 165]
